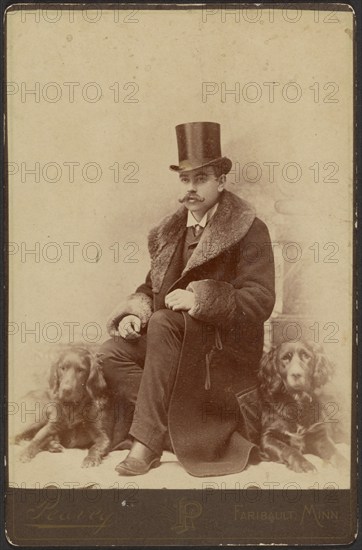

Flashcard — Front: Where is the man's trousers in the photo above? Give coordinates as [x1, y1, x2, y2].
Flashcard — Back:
[100, 309, 184, 455]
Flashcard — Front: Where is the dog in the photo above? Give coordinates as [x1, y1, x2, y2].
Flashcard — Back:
[258, 340, 347, 473]
[15, 345, 113, 468]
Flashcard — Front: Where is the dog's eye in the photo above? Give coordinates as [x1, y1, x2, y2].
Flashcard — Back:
[76, 367, 86, 373]
[282, 352, 292, 361]
[301, 351, 311, 361]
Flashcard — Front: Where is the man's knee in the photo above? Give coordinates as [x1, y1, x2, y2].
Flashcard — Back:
[98, 339, 119, 381]
[99, 337, 117, 355]
[98, 338, 139, 380]
[147, 309, 184, 335]
[98, 338, 122, 366]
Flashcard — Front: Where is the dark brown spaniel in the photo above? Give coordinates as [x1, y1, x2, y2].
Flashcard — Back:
[258, 340, 347, 472]
[16, 345, 113, 467]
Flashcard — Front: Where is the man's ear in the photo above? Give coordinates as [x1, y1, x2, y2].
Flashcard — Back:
[218, 174, 226, 191]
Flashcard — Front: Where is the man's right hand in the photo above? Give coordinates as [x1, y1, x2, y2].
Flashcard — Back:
[117, 315, 141, 340]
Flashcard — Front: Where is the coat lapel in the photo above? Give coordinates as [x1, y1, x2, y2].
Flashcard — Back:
[148, 190, 256, 293]
[148, 207, 187, 293]
[182, 191, 256, 276]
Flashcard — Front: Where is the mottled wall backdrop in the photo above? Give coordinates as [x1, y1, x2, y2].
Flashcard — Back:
[7, 8, 353, 427]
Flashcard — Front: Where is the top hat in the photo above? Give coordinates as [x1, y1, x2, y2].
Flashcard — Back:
[169, 121, 232, 174]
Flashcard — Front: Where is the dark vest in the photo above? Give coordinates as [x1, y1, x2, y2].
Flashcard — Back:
[182, 225, 205, 267]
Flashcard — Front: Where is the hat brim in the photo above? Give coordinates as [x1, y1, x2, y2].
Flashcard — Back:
[169, 156, 232, 175]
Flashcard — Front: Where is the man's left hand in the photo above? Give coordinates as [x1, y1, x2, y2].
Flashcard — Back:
[165, 289, 195, 311]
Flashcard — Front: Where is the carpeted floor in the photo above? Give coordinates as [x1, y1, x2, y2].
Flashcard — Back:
[9, 442, 350, 491]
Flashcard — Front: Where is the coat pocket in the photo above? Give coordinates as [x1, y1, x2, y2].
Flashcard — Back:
[235, 386, 262, 446]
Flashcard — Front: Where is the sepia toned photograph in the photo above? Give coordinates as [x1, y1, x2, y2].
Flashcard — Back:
[5, 2, 356, 546]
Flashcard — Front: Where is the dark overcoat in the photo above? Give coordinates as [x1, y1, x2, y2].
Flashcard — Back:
[114, 190, 275, 476]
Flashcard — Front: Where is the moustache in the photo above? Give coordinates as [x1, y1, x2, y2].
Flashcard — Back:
[178, 193, 205, 204]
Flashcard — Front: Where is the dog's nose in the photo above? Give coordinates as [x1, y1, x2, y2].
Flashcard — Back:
[291, 372, 302, 380]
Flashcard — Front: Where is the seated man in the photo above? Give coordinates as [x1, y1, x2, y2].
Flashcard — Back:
[100, 121, 275, 476]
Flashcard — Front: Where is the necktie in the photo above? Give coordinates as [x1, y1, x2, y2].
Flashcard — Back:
[193, 224, 202, 237]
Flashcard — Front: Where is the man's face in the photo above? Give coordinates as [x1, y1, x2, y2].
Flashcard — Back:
[178, 166, 225, 219]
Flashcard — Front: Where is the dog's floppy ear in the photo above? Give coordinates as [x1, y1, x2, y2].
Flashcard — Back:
[258, 346, 283, 396]
[48, 359, 60, 396]
[307, 342, 335, 389]
[86, 352, 107, 400]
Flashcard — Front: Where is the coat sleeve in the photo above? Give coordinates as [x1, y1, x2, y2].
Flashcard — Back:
[186, 218, 275, 326]
[106, 271, 154, 335]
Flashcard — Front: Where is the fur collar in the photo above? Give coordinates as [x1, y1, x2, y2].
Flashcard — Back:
[148, 190, 256, 293]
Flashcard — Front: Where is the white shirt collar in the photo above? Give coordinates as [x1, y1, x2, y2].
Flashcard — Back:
[186, 202, 219, 228]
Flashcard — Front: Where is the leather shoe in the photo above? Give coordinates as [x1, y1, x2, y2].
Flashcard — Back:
[115, 440, 161, 476]
[115, 455, 161, 476]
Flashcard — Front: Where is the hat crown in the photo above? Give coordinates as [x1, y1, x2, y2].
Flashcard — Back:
[169, 121, 232, 174]
[175, 122, 221, 167]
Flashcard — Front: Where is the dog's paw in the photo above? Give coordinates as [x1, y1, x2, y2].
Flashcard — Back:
[18, 450, 34, 463]
[329, 452, 348, 470]
[81, 455, 102, 468]
[288, 453, 317, 473]
[47, 441, 65, 453]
